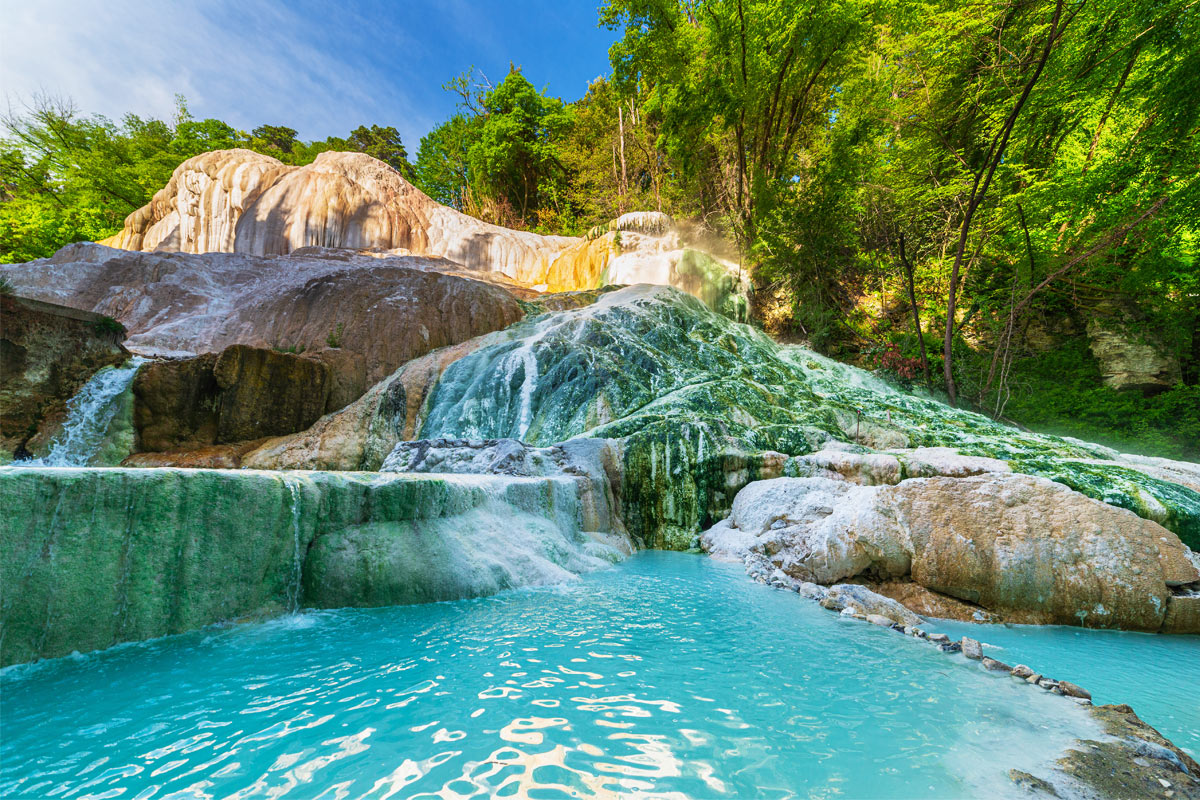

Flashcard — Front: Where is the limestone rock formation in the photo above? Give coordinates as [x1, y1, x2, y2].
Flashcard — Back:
[0, 466, 633, 666]
[133, 345, 330, 452]
[0, 244, 526, 393]
[244, 284, 1200, 551]
[702, 474, 1200, 632]
[1086, 313, 1181, 394]
[0, 294, 129, 461]
[90, 149, 747, 310]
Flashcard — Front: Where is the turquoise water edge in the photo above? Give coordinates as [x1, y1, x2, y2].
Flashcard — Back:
[0, 552, 1140, 799]
[929, 618, 1199, 758]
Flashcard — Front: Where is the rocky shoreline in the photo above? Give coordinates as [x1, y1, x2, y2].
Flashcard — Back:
[722, 549, 1199, 798]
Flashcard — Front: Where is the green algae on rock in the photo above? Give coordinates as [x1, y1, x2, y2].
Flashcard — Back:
[0, 467, 632, 667]
[404, 285, 1200, 548]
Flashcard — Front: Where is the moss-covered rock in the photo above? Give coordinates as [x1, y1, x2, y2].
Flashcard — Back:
[0, 466, 631, 667]
[406, 285, 1200, 549]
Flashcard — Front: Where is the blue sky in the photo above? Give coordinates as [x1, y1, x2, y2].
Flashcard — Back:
[1, 0, 618, 150]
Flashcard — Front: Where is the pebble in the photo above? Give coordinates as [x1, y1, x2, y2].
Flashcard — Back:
[819, 596, 846, 612]
[981, 657, 1012, 673]
[867, 614, 896, 627]
[961, 637, 984, 660]
[927, 633, 950, 644]
[1038, 678, 1059, 690]
[1011, 664, 1034, 679]
[1058, 681, 1091, 701]
[940, 642, 962, 653]
[1026, 673, 1043, 684]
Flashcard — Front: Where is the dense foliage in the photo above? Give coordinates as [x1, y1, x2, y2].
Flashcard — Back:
[3, 0, 1197, 456]
[0, 96, 411, 263]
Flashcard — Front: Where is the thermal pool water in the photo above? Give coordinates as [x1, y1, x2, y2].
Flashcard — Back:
[3, 552, 1109, 799]
[930, 619, 1200, 757]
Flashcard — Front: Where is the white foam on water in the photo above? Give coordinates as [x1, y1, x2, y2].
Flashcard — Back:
[21, 357, 147, 467]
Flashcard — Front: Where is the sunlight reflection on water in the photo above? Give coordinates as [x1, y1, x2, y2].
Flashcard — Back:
[1, 552, 1103, 799]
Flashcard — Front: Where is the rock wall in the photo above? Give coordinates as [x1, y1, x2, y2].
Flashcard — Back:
[90, 150, 747, 306]
[0, 466, 632, 667]
[0, 245, 526, 391]
[1086, 314, 1182, 394]
[0, 294, 129, 461]
[132, 345, 330, 452]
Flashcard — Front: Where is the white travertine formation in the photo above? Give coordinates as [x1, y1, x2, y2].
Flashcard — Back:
[99, 149, 747, 302]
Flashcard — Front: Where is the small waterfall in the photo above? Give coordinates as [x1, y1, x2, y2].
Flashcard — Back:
[284, 478, 304, 613]
[24, 357, 147, 467]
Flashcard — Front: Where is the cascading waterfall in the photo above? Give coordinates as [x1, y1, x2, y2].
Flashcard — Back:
[283, 477, 304, 613]
[22, 357, 147, 467]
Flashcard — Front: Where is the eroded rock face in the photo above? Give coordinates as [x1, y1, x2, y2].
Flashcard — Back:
[702, 474, 1200, 632]
[89, 149, 747, 309]
[1, 245, 526, 395]
[0, 294, 129, 461]
[1086, 315, 1181, 394]
[133, 345, 329, 451]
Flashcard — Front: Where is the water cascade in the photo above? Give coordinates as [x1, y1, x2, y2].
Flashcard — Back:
[21, 357, 147, 467]
[0, 467, 631, 667]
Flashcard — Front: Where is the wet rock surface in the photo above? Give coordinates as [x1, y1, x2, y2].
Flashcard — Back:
[0, 466, 633, 667]
[0, 294, 129, 461]
[133, 345, 330, 451]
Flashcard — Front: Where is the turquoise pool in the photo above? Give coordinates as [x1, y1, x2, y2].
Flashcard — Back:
[2, 553, 1103, 799]
[930, 618, 1200, 757]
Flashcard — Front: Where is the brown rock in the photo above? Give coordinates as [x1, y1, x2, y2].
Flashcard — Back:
[708, 473, 1199, 633]
[121, 440, 268, 469]
[133, 345, 329, 452]
[0, 294, 129, 460]
[981, 657, 1012, 672]
[241, 333, 497, 471]
[1161, 596, 1200, 635]
[2, 245, 527, 403]
[1059, 681, 1091, 700]
[868, 580, 995, 623]
[886, 474, 1193, 631]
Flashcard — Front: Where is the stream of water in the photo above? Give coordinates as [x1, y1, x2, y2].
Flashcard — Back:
[2, 552, 1101, 800]
[21, 357, 146, 467]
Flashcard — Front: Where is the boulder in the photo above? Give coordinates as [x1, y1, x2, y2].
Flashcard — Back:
[888, 474, 1199, 630]
[961, 637, 983, 660]
[702, 473, 1200, 632]
[133, 345, 329, 451]
[0, 294, 129, 460]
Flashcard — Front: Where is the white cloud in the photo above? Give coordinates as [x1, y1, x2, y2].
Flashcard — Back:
[0, 0, 616, 148]
[0, 0, 438, 147]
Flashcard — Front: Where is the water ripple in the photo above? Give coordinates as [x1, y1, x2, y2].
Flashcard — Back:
[2, 553, 1111, 799]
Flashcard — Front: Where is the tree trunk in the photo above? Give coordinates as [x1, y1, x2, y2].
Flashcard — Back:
[942, 0, 1066, 406]
[899, 232, 932, 388]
